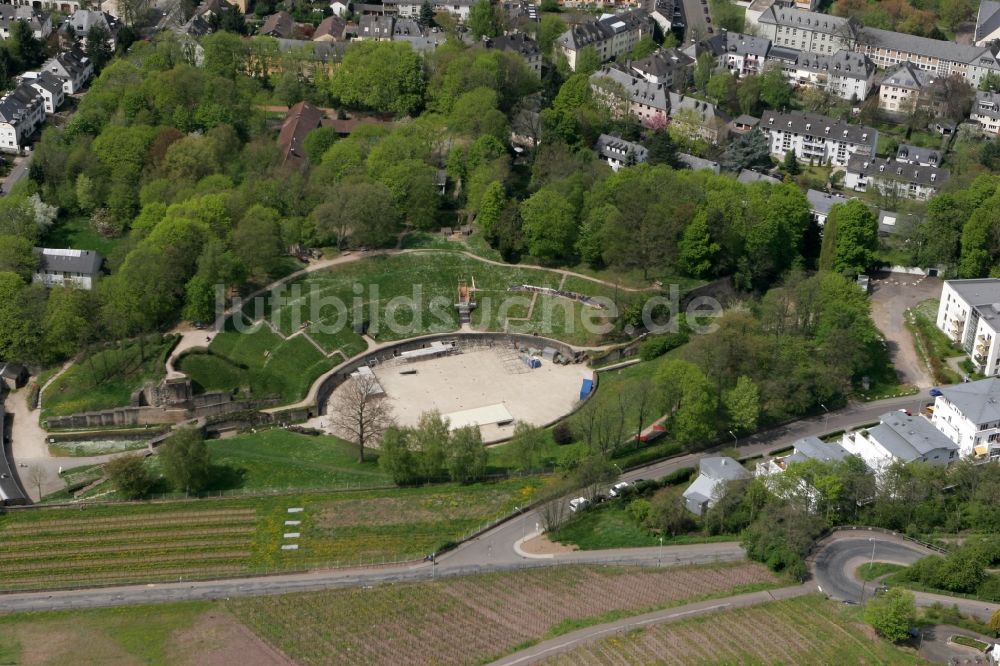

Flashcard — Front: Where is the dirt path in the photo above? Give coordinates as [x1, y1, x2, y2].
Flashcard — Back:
[869, 272, 942, 389]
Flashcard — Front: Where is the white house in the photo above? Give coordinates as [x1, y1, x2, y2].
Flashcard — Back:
[0, 4, 51, 40]
[756, 436, 852, 476]
[844, 155, 948, 201]
[32, 248, 103, 290]
[896, 143, 941, 168]
[932, 378, 1000, 459]
[330, 0, 349, 16]
[41, 49, 94, 94]
[557, 9, 652, 72]
[841, 411, 959, 474]
[595, 134, 647, 171]
[760, 110, 877, 167]
[683, 31, 772, 79]
[806, 189, 849, 226]
[936, 279, 1000, 377]
[68, 9, 119, 49]
[972, 90, 1000, 136]
[766, 48, 875, 101]
[23, 71, 66, 114]
[0, 82, 45, 153]
[683, 456, 750, 515]
[976, 0, 1000, 47]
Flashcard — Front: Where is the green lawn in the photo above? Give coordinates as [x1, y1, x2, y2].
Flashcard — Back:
[42, 215, 121, 257]
[42, 336, 177, 419]
[857, 562, 906, 581]
[551, 502, 661, 549]
[205, 429, 392, 491]
[907, 299, 962, 385]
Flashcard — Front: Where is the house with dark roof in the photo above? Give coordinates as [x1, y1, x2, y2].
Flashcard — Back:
[842, 411, 958, 473]
[770, 48, 875, 101]
[858, 27, 1000, 89]
[278, 101, 323, 170]
[729, 113, 759, 134]
[314, 14, 346, 41]
[805, 188, 848, 226]
[67, 9, 118, 48]
[23, 71, 65, 113]
[683, 31, 771, 78]
[40, 48, 93, 94]
[260, 10, 295, 38]
[932, 376, 1000, 457]
[895, 143, 940, 168]
[683, 457, 750, 515]
[357, 13, 394, 40]
[595, 134, 647, 171]
[669, 92, 728, 144]
[755, 6, 852, 55]
[483, 33, 542, 77]
[756, 436, 855, 508]
[677, 152, 720, 173]
[0, 82, 45, 153]
[557, 9, 652, 72]
[976, 0, 1000, 46]
[737, 169, 779, 185]
[972, 90, 1000, 136]
[32, 248, 103, 289]
[0, 4, 50, 40]
[877, 209, 919, 236]
[877, 62, 939, 115]
[937, 280, 1000, 380]
[844, 154, 948, 201]
[760, 110, 876, 166]
[630, 47, 694, 89]
[590, 64, 669, 127]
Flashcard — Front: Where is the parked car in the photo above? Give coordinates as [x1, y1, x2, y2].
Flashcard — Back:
[898, 408, 912, 416]
[609, 481, 632, 497]
[568, 497, 590, 512]
[929, 387, 943, 397]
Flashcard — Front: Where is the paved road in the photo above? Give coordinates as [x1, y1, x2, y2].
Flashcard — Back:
[869, 271, 941, 390]
[680, 0, 711, 42]
[1, 153, 31, 196]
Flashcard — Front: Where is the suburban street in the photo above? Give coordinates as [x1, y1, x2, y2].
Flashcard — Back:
[679, 0, 711, 42]
[0, 153, 32, 196]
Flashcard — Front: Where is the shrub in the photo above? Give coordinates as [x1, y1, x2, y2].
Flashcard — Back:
[864, 588, 916, 642]
[552, 421, 574, 445]
[627, 498, 651, 524]
[639, 330, 689, 362]
[661, 466, 695, 486]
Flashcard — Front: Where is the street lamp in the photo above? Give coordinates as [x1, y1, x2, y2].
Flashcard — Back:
[820, 403, 830, 431]
[728, 430, 738, 448]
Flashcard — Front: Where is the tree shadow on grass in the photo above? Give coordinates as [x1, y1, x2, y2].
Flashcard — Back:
[203, 463, 248, 492]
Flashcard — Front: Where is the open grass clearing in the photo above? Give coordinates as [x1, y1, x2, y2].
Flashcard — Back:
[41, 336, 177, 418]
[857, 561, 906, 581]
[230, 562, 781, 665]
[42, 215, 122, 257]
[539, 594, 927, 665]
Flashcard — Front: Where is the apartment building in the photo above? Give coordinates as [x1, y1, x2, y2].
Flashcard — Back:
[842, 411, 959, 473]
[937, 279, 1000, 377]
[557, 9, 652, 72]
[630, 47, 694, 89]
[759, 110, 877, 166]
[0, 82, 45, 153]
[844, 155, 948, 201]
[767, 47, 875, 101]
[756, 6, 852, 55]
[683, 32, 771, 78]
[932, 377, 1000, 458]
[972, 90, 1000, 136]
[595, 134, 648, 171]
[590, 64, 669, 126]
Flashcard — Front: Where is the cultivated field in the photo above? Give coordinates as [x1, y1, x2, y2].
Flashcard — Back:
[0, 478, 542, 591]
[230, 562, 781, 665]
[539, 594, 926, 665]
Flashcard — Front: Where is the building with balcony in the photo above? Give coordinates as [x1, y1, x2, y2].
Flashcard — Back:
[682, 31, 771, 79]
[972, 90, 1000, 136]
[759, 110, 877, 166]
[937, 279, 1000, 377]
[557, 9, 652, 72]
[766, 47, 875, 101]
[932, 378, 1000, 458]
[843, 155, 949, 201]
[841, 411, 958, 474]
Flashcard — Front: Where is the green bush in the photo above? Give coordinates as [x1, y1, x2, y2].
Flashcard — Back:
[639, 330, 689, 362]
[552, 421, 574, 445]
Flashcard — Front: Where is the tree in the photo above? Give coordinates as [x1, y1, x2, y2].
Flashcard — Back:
[647, 489, 693, 537]
[575, 46, 601, 75]
[760, 63, 792, 109]
[159, 428, 211, 494]
[10, 21, 44, 70]
[330, 41, 426, 116]
[536, 15, 566, 56]
[329, 371, 394, 462]
[468, 0, 501, 39]
[477, 181, 505, 236]
[656, 359, 717, 448]
[724, 375, 759, 433]
[303, 126, 339, 164]
[990, 608, 1000, 637]
[742, 501, 823, 580]
[508, 422, 546, 471]
[721, 129, 771, 172]
[379, 426, 419, 485]
[863, 588, 916, 642]
[520, 187, 577, 261]
[106, 454, 154, 499]
[0, 234, 37, 280]
[312, 180, 401, 248]
[694, 52, 714, 92]
[86, 26, 115, 72]
[782, 150, 800, 175]
[630, 36, 657, 60]
[645, 130, 677, 167]
[981, 71, 1000, 93]
[419, 0, 436, 27]
[445, 426, 487, 482]
[678, 212, 720, 278]
[706, 71, 737, 111]
[233, 205, 284, 281]
[44, 285, 92, 360]
[819, 200, 878, 276]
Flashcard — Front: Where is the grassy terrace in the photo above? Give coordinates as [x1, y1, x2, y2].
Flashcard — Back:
[0, 478, 544, 592]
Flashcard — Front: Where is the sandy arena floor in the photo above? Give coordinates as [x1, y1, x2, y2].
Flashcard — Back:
[329, 348, 592, 443]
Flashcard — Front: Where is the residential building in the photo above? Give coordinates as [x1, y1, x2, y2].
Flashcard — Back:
[669, 92, 728, 143]
[511, 108, 542, 148]
[648, 0, 680, 34]
[630, 47, 694, 89]
[40, 48, 93, 94]
[330, 0, 350, 17]
[936, 279, 1000, 377]
[384, 0, 473, 21]
[260, 10, 295, 38]
[756, 6, 852, 55]
[760, 110, 877, 166]
[391, 20, 445, 52]
[745, 0, 820, 30]
[10, 0, 79, 13]
[0, 4, 50, 40]
[806, 188, 848, 226]
[737, 169, 779, 185]
[313, 15, 347, 41]
[844, 155, 948, 201]
[841, 411, 959, 473]
[590, 65, 669, 127]
[357, 14, 394, 40]
[483, 33, 542, 77]
[877, 62, 939, 115]
[932, 377, 1000, 458]
[683, 457, 750, 515]
[68, 9, 118, 48]
[32, 248, 103, 289]
[595, 133, 647, 171]
[23, 71, 65, 113]
[877, 210, 920, 236]
[768, 48, 875, 101]
[557, 9, 652, 72]
[858, 27, 1000, 89]
[0, 82, 44, 153]
[277, 101, 323, 170]
[976, 0, 1000, 46]
[756, 436, 852, 477]
[683, 31, 771, 78]
[895, 143, 941, 167]
[677, 152, 720, 173]
[972, 90, 1000, 136]
[502, 0, 539, 30]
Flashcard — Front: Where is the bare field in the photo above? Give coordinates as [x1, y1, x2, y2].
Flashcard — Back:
[539, 594, 926, 665]
[230, 562, 781, 665]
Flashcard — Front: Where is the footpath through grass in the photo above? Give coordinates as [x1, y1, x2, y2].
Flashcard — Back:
[541, 594, 927, 665]
[0, 477, 544, 592]
[42, 336, 177, 418]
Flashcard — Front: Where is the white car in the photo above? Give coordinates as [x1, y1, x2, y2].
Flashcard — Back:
[609, 481, 632, 497]
[568, 497, 589, 512]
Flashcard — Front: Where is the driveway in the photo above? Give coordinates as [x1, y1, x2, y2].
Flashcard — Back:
[869, 271, 942, 389]
[919, 625, 992, 664]
[1, 153, 31, 196]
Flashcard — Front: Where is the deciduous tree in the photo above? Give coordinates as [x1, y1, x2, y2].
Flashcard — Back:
[159, 427, 211, 494]
[329, 371, 394, 462]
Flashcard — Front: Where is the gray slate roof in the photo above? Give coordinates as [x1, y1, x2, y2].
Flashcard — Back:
[868, 411, 958, 462]
[758, 5, 849, 35]
[687, 31, 771, 59]
[785, 435, 851, 464]
[939, 376, 1000, 426]
[595, 134, 648, 164]
[877, 210, 920, 235]
[737, 169, 779, 184]
[761, 110, 877, 148]
[485, 33, 540, 58]
[794, 49, 873, 80]
[677, 152, 720, 173]
[631, 47, 694, 79]
[558, 8, 649, 51]
[978, 0, 1000, 43]
[592, 65, 669, 111]
[974, 90, 1000, 119]
[941, 280, 1000, 332]
[27, 71, 64, 96]
[669, 92, 727, 124]
[0, 82, 42, 124]
[806, 189, 849, 216]
[699, 456, 751, 481]
[862, 27, 1000, 69]
[896, 143, 940, 166]
[846, 154, 949, 188]
[34, 248, 103, 275]
[881, 62, 934, 90]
